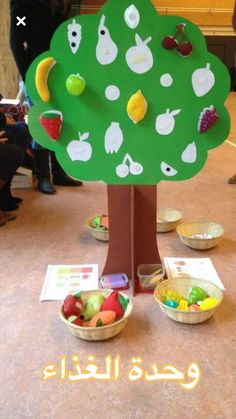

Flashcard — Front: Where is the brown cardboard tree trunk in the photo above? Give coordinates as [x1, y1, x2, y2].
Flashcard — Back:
[102, 184, 161, 294]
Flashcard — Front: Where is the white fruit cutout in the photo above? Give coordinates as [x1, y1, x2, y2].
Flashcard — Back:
[181, 142, 197, 163]
[104, 122, 123, 154]
[105, 85, 120, 101]
[161, 161, 178, 177]
[126, 34, 153, 74]
[124, 4, 140, 29]
[116, 163, 129, 178]
[67, 132, 92, 161]
[192, 63, 215, 97]
[155, 108, 181, 135]
[67, 19, 82, 54]
[116, 153, 143, 178]
[96, 15, 118, 65]
[160, 73, 173, 87]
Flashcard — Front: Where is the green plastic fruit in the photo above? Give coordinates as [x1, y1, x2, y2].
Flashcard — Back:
[80, 293, 105, 321]
[188, 287, 208, 305]
[66, 73, 85, 96]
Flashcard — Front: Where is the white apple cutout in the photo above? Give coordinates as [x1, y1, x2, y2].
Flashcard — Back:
[67, 132, 92, 161]
[192, 63, 215, 97]
[124, 4, 140, 29]
[126, 34, 153, 74]
[96, 15, 118, 65]
[67, 19, 82, 54]
[104, 122, 123, 154]
[181, 142, 197, 163]
[155, 108, 181, 135]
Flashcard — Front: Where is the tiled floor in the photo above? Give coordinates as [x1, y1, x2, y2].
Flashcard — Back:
[0, 94, 235, 418]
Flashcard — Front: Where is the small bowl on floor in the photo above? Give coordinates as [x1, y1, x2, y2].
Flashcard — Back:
[154, 277, 223, 324]
[59, 289, 133, 341]
[177, 221, 224, 250]
[156, 208, 182, 233]
[85, 215, 109, 241]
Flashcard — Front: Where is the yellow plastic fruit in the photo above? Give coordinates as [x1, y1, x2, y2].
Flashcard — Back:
[199, 297, 219, 311]
[177, 299, 189, 311]
[127, 90, 147, 123]
[163, 290, 183, 304]
[35, 57, 56, 102]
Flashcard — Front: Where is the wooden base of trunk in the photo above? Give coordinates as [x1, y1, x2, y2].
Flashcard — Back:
[102, 185, 161, 295]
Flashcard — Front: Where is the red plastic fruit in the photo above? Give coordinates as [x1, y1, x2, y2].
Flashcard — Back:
[176, 41, 193, 57]
[63, 294, 83, 318]
[162, 36, 177, 50]
[101, 291, 124, 317]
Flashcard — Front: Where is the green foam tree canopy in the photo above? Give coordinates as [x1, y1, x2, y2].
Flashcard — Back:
[26, 0, 230, 185]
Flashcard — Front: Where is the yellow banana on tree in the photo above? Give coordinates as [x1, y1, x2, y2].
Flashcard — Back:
[35, 57, 57, 103]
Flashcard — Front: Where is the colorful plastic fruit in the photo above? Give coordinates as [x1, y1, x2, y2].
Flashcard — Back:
[80, 293, 105, 321]
[66, 73, 85, 96]
[63, 294, 83, 317]
[164, 299, 178, 308]
[177, 299, 189, 311]
[188, 287, 208, 305]
[199, 297, 219, 311]
[189, 304, 200, 312]
[67, 315, 83, 326]
[89, 310, 116, 327]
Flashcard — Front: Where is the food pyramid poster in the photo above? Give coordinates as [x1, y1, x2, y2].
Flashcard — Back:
[26, 0, 230, 293]
[26, 0, 230, 185]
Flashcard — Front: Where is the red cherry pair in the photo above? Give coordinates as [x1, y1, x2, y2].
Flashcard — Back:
[162, 23, 193, 57]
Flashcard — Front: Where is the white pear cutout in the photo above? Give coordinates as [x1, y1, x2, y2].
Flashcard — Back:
[124, 4, 140, 29]
[126, 34, 153, 74]
[67, 19, 82, 54]
[181, 142, 197, 163]
[155, 109, 181, 135]
[67, 132, 92, 161]
[192, 63, 215, 97]
[161, 161, 178, 177]
[104, 122, 123, 154]
[96, 15, 118, 65]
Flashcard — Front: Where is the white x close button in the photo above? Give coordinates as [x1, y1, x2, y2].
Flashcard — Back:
[16, 16, 26, 27]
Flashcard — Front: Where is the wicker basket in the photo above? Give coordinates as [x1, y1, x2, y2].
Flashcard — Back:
[176, 221, 224, 250]
[59, 289, 133, 340]
[156, 208, 182, 233]
[154, 277, 223, 324]
[85, 216, 109, 241]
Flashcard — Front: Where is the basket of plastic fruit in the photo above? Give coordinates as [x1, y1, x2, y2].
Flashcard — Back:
[59, 289, 133, 340]
[154, 277, 223, 324]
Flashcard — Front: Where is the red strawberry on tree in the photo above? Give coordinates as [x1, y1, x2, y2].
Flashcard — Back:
[101, 291, 124, 317]
[39, 110, 63, 140]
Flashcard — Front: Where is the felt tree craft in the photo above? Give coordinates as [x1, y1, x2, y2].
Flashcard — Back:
[26, 0, 230, 184]
[26, 0, 230, 292]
